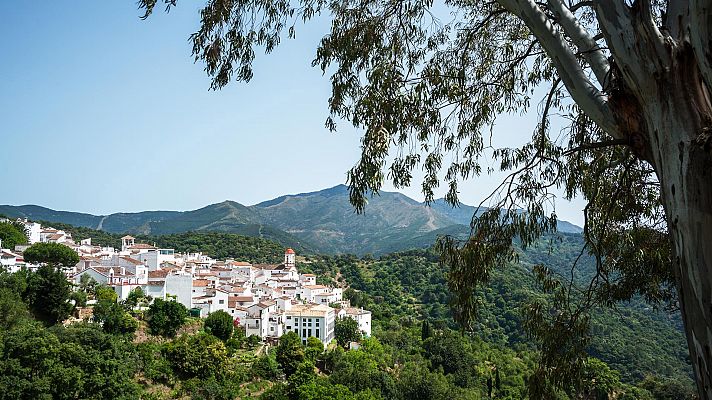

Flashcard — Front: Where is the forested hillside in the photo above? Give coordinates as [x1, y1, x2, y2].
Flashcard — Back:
[0, 241, 694, 400]
[1, 220, 693, 398]
[297, 245, 692, 387]
[40, 221, 693, 385]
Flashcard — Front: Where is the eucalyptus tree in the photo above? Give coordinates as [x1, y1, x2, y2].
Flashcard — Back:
[139, 0, 712, 396]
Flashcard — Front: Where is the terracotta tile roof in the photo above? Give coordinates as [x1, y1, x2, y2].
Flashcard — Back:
[120, 256, 144, 265]
[227, 300, 249, 310]
[128, 243, 157, 250]
[193, 279, 209, 287]
[303, 285, 328, 290]
[345, 307, 371, 316]
[230, 261, 252, 266]
[148, 270, 169, 279]
[121, 235, 135, 240]
[89, 266, 134, 277]
[253, 264, 279, 270]
[1, 251, 18, 258]
[231, 296, 255, 302]
[286, 303, 332, 317]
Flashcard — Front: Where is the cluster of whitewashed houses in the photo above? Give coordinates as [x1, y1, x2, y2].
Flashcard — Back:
[0, 219, 371, 345]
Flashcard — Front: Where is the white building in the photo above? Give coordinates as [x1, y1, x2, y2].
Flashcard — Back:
[0, 249, 25, 273]
[300, 273, 317, 286]
[193, 288, 231, 317]
[21, 220, 42, 244]
[299, 284, 331, 302]
[285, 303, 335, 346]
[339, 307, 372, 337]
[245, 300, 280, 338]
[314, 288, 343, 305]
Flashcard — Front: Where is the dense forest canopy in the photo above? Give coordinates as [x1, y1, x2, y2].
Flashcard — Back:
[137, 0, 712, 397]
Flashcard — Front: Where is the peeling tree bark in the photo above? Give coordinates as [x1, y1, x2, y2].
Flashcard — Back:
[653, 81, 712, 399]
[650, 51, 712, 398]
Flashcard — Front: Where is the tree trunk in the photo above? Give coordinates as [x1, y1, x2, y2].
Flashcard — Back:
[660, 134, 712, 399]
[640, 47, 712, 399]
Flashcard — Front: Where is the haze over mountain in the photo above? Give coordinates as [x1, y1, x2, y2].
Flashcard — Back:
[0, 185, 582, 254]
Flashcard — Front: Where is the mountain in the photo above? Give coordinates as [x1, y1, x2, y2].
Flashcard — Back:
[253, 185, 459, 254]
[0, 185, 583, 254]
[142, 201, 261, 235]
[428, 198, 487, 226]
[0, 204, 105, 229]
[428, 198, 584, 234]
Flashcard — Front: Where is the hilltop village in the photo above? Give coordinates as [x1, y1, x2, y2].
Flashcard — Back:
[0, 219, 370, 345]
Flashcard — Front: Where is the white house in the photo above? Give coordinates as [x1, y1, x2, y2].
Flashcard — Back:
[314, 288, 343, 305]
[299, 273, 317, 286]
[165, 274, 193, 309]
[21, 220, 42, 244]
[193, 288, 231, 317]
[285, 303, 335, 346]
[340, 307, 372, 337]
[299, 285, 331, 302]
[245, 300, 279, 338]
[0, 249, 24, 273]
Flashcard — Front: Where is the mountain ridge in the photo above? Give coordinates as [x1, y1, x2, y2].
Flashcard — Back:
[0, 185, 582, 254]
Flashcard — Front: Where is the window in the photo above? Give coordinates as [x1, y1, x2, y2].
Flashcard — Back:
[271, 327, 274, 332]
[303, 329, 307, 338]
[287, 326, 291, 330]
[219, 300, 224, 304]
[287, 316, 291, 320]
[316, 329, 320, 338]
[308, 329, 312, 337]
[316, 320, 320, 326]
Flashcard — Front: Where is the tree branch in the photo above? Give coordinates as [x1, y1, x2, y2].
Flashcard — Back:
[539, 77, 561, 136]
[497, 0, 622, 139]
[568, 1, 592, 13]
[563, 138, 628, 156]
[547, 0, 609, 87]
[595, 0, 670, 87]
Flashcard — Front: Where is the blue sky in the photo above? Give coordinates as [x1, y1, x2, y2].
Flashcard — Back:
[0, 2, 585, 225]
